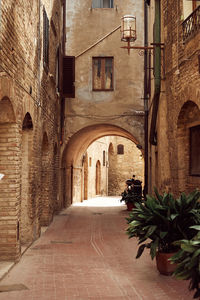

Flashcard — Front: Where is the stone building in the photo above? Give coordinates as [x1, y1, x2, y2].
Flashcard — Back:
[61, 0, 145, 205]
[147, 0, 200, 195]
[85, 136, 144, 199]
[0, 0, 64, 261]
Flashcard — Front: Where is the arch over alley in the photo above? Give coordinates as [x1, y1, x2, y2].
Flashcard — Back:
[61, 124, 143, 206]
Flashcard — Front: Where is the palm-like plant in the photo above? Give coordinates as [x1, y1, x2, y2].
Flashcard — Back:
[126, 188, 200, 260]
[170, 226, 200, 299]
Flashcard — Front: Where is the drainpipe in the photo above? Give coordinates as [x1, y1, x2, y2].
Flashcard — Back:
[144, 0, 148, 197]
[149, 0, 161, 145]
[37, 0, 41, 107]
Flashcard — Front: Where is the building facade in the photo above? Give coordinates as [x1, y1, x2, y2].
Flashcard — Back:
[148, 0, 200, 195]
[0, 0, 64, 261]
[61, 0, 145, 205]
[85, 136, 144, 199]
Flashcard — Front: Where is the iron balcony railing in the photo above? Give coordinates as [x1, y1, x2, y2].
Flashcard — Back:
[182, 5, 200, 42]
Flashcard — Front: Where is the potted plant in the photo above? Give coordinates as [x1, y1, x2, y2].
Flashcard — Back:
[170, 225, 200, 298]
[121, 179, 143, 211]
[126, 188, 200, 275]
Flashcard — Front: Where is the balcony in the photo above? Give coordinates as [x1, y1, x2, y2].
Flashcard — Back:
[182, 5, 200, 42]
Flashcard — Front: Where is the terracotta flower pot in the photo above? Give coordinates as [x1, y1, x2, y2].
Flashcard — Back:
[126, 202, 135, 211]
[156, 251, 177, 276]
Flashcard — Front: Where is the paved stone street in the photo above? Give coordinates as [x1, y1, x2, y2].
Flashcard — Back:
[0, 197, 194, 300]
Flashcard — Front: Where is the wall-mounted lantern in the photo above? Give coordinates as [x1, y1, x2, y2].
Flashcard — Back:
[121, 15, 159, 55]
[121, 15, 136, 44]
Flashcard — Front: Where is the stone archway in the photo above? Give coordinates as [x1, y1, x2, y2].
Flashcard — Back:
[61, 124, 144, 205]
[21, 112, 33, 245]
[177, 100, 200, 193]
[96, 160, 101, 195]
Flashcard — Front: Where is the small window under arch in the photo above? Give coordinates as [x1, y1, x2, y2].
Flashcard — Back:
[117, 144, 124, 155]
[22, 112, 33, 130]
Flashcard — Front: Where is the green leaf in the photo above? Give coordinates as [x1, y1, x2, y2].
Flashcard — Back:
[191, 249, 200, 259]
[169, 249, 185, 262]
[170, 214, 179, 220]
[150, 239, 159, 260]
[154, 187, 163, 203]
[145, 225, 157, 238]
[181, 243, 197, 253]
[190, 225, 200, 231]
[136, 244, 146, 259]
[160, 231, 168, 239]
[129, 220, 141, 227]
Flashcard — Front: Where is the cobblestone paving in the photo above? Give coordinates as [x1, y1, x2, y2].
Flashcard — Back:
[0, 197, 194, 299]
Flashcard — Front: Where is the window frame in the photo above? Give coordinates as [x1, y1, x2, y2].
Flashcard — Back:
[189, 125, 200, 176]
[103, 151, 106, 166]
[92, 0, 114, 8]
[43, 8, 49, 71]
[117, 144, 124, 155]
[92, 57, 114, 91]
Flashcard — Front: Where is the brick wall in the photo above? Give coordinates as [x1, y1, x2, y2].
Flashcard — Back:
[0, 0, 64, 261]
[149, 0, 200, 196]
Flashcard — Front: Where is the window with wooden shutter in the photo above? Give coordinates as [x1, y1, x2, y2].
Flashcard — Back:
[92, 0, 114, 8]
[93, 57, 113, 91]
[43, 8, 49, 70]
[190, 125, 200, 175]
[63, 56, 75, 98]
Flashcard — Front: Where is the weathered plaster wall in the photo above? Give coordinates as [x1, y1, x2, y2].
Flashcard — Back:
[64, 0, 144, 146]
[63, 0, 145, 204]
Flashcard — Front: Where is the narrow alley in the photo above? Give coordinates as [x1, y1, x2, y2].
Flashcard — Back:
[0, 197, 193, 300]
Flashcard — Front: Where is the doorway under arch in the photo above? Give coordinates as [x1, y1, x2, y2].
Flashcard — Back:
[21, 112, 34, 245]
[177, 100, 200, 193]
[96, 160, 101, 195]
[61, 124, 144, 205]
[83, 152, 88, 200]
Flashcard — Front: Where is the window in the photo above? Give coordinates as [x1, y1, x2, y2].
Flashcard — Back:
[89, 157, 92, 167]
[117, 144, 124, 155]
[92, 0, 114, 8]
[190, 125, 200, 175]
[63, 56, 75, 98]
[183, 0, 200, 19]
[103, 151, 106, 166]
[93, 57, 113, 91]
[43, 8, 49, 70]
